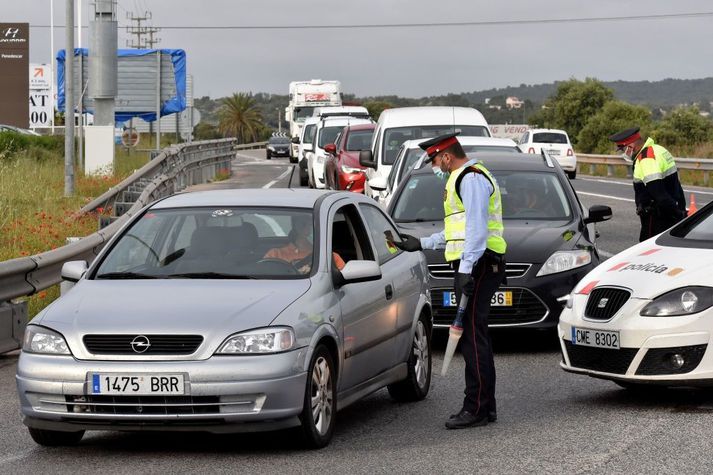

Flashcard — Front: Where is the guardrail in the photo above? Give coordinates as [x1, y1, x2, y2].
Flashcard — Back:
[0, 139, 266, 353]
[577, 153, 713, 185]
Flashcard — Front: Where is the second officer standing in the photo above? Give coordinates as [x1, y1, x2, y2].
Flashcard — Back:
[394, 133, 507, 429]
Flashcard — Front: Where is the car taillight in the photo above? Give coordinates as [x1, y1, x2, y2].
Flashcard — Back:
[528, 147, 535, 154]
[567, 149, 573, 156]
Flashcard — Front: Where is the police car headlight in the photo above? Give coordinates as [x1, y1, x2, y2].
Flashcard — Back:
[536, 250, 591, 277]
[22, 325, 71, 355]
[216, 327, 295, 354]
[640, 287, 713, 317]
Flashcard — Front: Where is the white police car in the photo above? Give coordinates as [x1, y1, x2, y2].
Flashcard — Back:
[559, 202, 713, 388]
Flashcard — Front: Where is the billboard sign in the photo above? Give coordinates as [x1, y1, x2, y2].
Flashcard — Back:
[29, 63, 52, 128]
[30, 64, 51, 90]
[488, 124, 530, 141]
[0, 23, 29, 128]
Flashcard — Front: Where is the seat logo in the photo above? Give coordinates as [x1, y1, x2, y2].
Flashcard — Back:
[597, 298, 609, 308]
[130, 335, 151, 353]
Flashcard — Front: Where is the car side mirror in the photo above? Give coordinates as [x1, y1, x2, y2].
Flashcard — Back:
[324, 143, 337, 155]
[584, 205, 613, 224]
[291, 136, 300, 144]
[61, 260, 88, 283]
[368, 176, 388, 192]
[359, 150, 376, 169]
[335, 260, 382, 286]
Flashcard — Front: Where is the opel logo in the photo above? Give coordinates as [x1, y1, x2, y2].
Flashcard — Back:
[130, 335, 151, 353]
[597, 298, 609, 309]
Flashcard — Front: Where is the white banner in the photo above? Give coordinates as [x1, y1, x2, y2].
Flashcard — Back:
[29, 90, 52, 127]
[489, 124, 530, 140]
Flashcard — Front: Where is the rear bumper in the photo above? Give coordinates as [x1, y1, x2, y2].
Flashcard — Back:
[16, 349, 308, 433]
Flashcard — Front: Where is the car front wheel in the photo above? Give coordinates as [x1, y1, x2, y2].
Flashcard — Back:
[388, 315, 431, 402]
[28, 428, 84, 447]
[299, 345, 336, 449]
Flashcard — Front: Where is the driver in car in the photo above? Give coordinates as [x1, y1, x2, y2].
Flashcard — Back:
[264, 214, 345, 273]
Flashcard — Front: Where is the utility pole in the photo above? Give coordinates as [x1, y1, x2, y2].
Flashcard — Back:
[277, 108, 281, 133]
[64, 0, 75, 196]
[89, 0, 117, 127]
[125, 11, 160, 49]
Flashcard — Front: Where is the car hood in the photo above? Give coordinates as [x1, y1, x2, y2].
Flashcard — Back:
[396, 219, 582, 263]
[38, 279, 310, 336]
[573, 240, 711, 299]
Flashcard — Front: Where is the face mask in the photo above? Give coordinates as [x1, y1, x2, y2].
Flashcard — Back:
[432, 166, 449, 180]
[620, 152, 633, 164]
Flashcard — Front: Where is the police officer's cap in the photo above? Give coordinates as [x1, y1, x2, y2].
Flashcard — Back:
[420, 132, 461, 162]
[608, 127, 641, 148]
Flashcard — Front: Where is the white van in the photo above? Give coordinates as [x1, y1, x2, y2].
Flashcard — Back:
[308, 115, 373, 189]
[360, 106, 490, 199]
[295, 116, 320, 186]
[313, 106, 371, 119]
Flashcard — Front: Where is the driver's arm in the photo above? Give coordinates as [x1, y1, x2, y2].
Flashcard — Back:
[420, 230, 445, 250]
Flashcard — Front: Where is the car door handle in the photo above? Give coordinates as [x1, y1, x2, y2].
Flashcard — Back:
[385, 284, 393, 301]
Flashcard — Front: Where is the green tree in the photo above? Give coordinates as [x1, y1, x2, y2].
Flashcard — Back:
[528, 78, 614, 145]
[577, 101, 652, 153]
[363, 100, 393, 121]
[651, 106, 713, 147]
[218, 93, 265, 143]
[193, 122, 222, 140]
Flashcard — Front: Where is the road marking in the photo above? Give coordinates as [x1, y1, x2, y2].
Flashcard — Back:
[599, 249, 615, 258]
[577, 191, 634, 202]
[581, 177, 713, 196]
[0, 451, 32, 465]
[262, 167, 292, 189]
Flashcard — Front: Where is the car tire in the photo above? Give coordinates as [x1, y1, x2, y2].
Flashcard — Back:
[388, 315, 431, 402]
[28, 428, 84, 447]
[299, 344, 337, 449]
[266, 151, 271, 160]
[290, 156, 298, 164]
[567, 170, 577, 179]
[333, 174, 340, 191]
[300, 170, 308, 187]
[308, 170, 315, 189]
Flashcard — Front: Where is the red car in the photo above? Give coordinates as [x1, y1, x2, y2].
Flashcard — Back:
[324, 123, 375, 193]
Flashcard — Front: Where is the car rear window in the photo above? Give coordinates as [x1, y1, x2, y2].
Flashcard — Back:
[383, 125, 489, 165]
[532, 133, 568, 144]
[318, 126, 345, 148]
[346, 130, 374, 151]
[391, 171, 571, 222]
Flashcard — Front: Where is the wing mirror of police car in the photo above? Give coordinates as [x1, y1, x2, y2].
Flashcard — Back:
[359, 150, 377, 169]
[291, 136, 300, 144]
[61, 260, 88, 282]
[324, 143, 337, 155]
[584, 205, 613, 224]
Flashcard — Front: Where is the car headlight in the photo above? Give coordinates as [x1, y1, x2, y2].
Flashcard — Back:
[341, 165, 364, 174]
[216, 327, 295, 354]
[22, 325, 71, 355]
[640, 287, 713, 317]
[536, 250, 591, 277]
[267, 146, 275, 151]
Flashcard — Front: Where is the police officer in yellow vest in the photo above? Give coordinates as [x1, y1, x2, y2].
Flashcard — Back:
[608, 127, 686, 241]
[392, 133, 507, 429]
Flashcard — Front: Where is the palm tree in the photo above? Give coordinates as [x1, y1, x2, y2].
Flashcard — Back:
[218, 93, 264, 143]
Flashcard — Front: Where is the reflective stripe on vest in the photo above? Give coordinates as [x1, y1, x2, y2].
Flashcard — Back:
[443, 162, 507, 262]
[633, 137, 678, 185]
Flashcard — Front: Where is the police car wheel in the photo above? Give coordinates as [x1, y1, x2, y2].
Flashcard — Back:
[388, 315, 431, 402]
[299, 345, 336, 449]
[28, 428, 84, 447]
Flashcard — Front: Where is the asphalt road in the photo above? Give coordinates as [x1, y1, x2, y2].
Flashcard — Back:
[2, 151, 713, 474]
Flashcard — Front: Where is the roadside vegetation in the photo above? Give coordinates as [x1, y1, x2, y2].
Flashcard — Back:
[0, 131, 149, 316]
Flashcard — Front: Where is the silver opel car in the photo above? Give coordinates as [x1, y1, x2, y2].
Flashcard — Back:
[16, 189, 432, 449]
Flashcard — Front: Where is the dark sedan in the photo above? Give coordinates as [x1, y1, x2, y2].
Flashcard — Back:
[266, 136, 291, 159]
[386, 152, 612, 329]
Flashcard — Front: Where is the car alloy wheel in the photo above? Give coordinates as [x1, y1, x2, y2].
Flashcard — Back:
[387, 315, 432, 402]
[299, 344, 336, 448]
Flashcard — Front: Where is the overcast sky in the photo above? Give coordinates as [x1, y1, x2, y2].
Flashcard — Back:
[6, 0, 713, 98]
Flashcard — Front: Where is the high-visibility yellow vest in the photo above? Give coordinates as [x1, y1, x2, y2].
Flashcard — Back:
[443, 162, 507, 262]
[633, 137, 677, 184]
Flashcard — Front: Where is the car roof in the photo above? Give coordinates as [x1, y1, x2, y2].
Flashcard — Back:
[401, 136, 517, 150]
[151, 189, 374, 210]
[376, 106, 488, 128]
[319, 117, 373, 127]
[344, 123, 376, 132]
[409, 152, 559, 176]
[529, 128, 569, 135]
[303, 117, 320, 126]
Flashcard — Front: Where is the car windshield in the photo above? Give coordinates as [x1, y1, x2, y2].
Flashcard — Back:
[671, 207, 713, 241]
[391, 171, 572, 222]
[346, 130, 374, 151]
[318, 126, 344, 148]
[94, 207, 316, 279]
[533, 132, 568, 144]
[269, 137, 289, 144]
[294, 107, 315, 122]
[383, 125, 489, 165]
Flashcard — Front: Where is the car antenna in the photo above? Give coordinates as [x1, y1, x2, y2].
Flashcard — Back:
[540, 148, 555, 168]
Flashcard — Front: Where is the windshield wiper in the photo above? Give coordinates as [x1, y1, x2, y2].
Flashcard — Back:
[394, 218, 431, 223]
[95, 272, 159, 280]
[165, 272, 257, 279]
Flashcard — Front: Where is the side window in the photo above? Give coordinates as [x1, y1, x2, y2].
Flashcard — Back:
[359, 204, 403, 264]
[331, 205, 374, 268]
